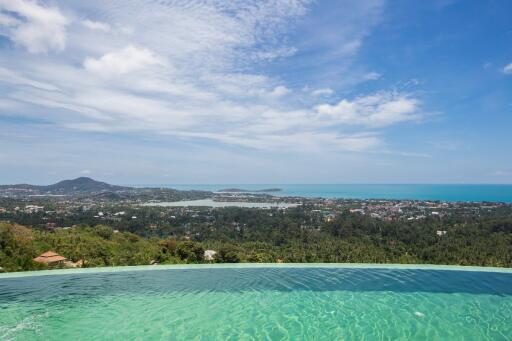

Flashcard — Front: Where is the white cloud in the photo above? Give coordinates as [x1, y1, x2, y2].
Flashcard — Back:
[294, 1, 383, 68]
[81, 20, 110, 32]
[0, 11, 19, 26]
[254, 46, 298, 61]
[0, 67, 59, 91]
[170, 130, 381, 152]
[266, 85, 291, 98]
[0, 0, 69, 53]
[1, 0, 422, 155]
[315, 92, 421, 128]
[83, 45, 166, 77]
[503, 63, 512, 75]
[363, 71, 381, 80]
[311, 88, 333, 96]
[491, 170, 512, 176]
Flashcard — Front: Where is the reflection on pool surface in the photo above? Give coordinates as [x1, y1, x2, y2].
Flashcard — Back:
[1, 265, 511, 340]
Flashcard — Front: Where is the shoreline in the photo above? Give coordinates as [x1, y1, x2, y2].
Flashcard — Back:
[137, 184, 512, 203]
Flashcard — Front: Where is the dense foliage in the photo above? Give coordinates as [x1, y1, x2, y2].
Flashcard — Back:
[1, 205, 511, 272]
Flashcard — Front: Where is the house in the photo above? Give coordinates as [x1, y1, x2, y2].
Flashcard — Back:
[33, 251, 67, 265]
[324, 213, 336, 222]
[436, 230, 447, 236]
[204, 250, 217, 261]
[24, 205, 44, 213]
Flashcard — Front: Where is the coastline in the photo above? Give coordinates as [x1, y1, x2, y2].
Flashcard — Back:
[137, 184, 512, 203]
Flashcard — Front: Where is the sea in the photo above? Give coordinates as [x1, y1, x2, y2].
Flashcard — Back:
[136, 184, 512, 203]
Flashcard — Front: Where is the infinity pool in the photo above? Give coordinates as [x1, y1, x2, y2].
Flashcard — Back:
[1, 264, 511, 340]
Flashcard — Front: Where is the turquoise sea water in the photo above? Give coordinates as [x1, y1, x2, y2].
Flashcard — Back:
[1, 265, 511, 340]
[145, 184, 512, 202]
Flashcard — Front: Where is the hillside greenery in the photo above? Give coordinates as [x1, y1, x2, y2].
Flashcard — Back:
[1, 206, 511, 272]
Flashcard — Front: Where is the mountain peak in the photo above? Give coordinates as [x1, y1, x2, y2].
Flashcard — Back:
[43, 177, 127, 193]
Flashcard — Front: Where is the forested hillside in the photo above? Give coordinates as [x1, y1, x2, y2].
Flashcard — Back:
[1, 207, 511, 272]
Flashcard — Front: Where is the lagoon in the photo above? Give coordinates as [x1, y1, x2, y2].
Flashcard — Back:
[143, 198, 298, 208]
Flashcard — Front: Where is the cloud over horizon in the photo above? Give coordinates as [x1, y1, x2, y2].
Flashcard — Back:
[1, 0, 510, 184]
[0, 0, 420, 153]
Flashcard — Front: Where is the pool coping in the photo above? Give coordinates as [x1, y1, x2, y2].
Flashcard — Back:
[1, 263, 512, 279]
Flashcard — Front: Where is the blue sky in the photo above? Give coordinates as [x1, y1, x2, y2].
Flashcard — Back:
[0, 0, 511, 185]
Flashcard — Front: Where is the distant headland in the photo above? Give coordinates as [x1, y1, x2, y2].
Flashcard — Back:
[218, 188, 282, 193]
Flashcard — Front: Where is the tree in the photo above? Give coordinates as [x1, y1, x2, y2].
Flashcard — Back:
[176, 241, 204, 262]
[218, 245, 241, 263]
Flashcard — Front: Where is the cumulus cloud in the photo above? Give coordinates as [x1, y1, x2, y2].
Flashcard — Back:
[315, 92, 421, 128]
[83, 46, 166, 77]
[503, 63, 512, 75]
[266, 85, 291, 98]
[0, 0, 69, 53]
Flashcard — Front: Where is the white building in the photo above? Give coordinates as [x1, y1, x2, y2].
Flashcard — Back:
[204, 250, 217, 261]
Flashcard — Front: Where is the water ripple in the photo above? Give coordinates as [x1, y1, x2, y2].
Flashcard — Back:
[0, 267, 511, 340]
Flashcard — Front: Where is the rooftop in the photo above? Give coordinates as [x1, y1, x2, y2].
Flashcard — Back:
[33, 251, 67, 264]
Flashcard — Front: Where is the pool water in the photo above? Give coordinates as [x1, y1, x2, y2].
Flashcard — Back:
[0, 265, 511, 340]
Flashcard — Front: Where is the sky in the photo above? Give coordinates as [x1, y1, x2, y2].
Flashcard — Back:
[0, 0, 511, 185]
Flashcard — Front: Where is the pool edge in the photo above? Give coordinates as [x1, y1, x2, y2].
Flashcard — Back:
[1, 263, 512, 279]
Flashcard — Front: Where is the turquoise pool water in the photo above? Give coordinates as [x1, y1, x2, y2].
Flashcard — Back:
[1, 265, 511, 340]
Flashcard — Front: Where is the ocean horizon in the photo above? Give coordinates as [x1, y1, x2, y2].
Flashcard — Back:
[131, 184, 512, 203]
